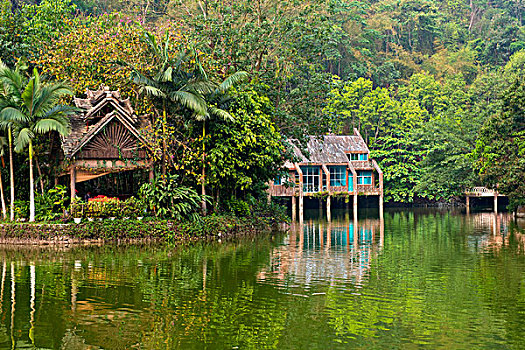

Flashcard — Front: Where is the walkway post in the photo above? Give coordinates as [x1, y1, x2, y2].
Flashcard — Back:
[327, 195, 331, 222]
[494, 192, 498, 213]
[379, 194, 384, 219]
[466, 196, 470, 215]
[291, 196, 296, 221]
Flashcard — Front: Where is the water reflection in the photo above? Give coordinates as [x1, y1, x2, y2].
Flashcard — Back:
[0, 211, 522, 349]
[258, 215, 384, 290]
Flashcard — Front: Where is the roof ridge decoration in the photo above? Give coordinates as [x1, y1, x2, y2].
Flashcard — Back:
[73, 85, 134, 122]
[62, 86, 151, 159]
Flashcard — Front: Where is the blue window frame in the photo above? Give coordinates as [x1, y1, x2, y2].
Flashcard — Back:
[359, 153, 369, 161]
[357, 171, 372, 185]
[328, 166, 346, 187]
[273, 176, 281, 185]
[300, 166, 320, 192]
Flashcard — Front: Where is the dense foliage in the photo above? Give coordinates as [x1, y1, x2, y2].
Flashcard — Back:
[0, 0, 524, 217]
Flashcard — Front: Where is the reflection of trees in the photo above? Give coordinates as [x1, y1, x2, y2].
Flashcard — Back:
[323, 211, 523, 348]
[0, 237, 287, 349]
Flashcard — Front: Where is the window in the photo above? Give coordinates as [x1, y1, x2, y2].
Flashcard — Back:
[273, 176, 281, 185]
[300, 166, 320, 192]
[348, 153, 359, 161]
[357, 171, 372, 185]
[328, 166, 346, 187]
[347, 153, 368, 161]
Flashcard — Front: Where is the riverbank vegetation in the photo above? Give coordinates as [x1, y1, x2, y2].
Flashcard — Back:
[0, 0, 524, 222]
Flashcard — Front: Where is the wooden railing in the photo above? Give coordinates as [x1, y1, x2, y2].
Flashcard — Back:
[465, 187, 497, 196]
[350, 160, 374, 169]
[356, 185, 381, 195]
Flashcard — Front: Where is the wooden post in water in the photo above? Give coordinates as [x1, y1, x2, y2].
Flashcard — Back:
[466, 196, 470, 215]
[494, 192, 498, 213]
[379, 194, 384, 219]
[353, 194, 358, 221]
[327, 195, 331, 222]
[299, 194, 304, 223]
[291, 196, 296, 221]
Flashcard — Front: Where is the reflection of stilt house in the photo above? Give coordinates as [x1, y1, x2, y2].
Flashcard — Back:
[269, 129, 383, 217]
[59, 86, 153, 199]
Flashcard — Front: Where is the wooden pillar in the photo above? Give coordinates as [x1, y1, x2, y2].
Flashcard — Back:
[299, 194, 304, 223]
[70, 168, 76, 200]
[379, 194, 384, 219]
[353, 194, 358, 217]
[291, 196, 297, 221]
[149, 167, 155, 182]
[466, 196, 470, 215]
[494, 193, 498, 213]
[327, 195, 331, 222]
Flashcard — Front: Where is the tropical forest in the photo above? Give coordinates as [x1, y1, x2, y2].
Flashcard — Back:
[0, 1, 524, 349]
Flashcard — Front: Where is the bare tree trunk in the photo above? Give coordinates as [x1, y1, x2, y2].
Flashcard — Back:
[201, 121, 207, 215]
[0, 170, 6, 220]
[29, 141, 35, 222]
[8, 128, 14, 222]
[162, 108, 167, 177]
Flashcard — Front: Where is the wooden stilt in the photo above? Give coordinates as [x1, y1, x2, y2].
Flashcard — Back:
[353, 194, 358, 216]
[494, 193, 498, 213]
[327, 195, 331, 222]
[291, 196, 297, 221]
[466, 196, 470, 215]
[379, 194, 384, 219]
[70, 168, 76, 200]
[299, 194, 304, 223]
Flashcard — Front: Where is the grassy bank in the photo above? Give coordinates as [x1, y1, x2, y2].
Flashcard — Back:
[0, 215, 281, 245]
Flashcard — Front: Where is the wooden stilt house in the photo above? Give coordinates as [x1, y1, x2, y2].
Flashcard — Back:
[59, 86, 153, 199]
[269, 129, 383, 218]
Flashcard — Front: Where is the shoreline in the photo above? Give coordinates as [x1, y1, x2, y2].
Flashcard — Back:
[0, 216, 283, 246]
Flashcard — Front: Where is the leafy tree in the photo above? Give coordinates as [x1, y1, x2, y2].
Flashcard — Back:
[204, 88, 284, 204]
[474, 79, 525, 211]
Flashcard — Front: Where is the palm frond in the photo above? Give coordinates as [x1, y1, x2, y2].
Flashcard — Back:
[143, 85, 167, 98]
[0, 107, 30, 124]
[0, 67, 25, 96]
[0, 136, 6, 157]
[32, 83, 73, 117]
[184, 80, 216, 95]
[217, 71, 249, 93]
[208, 106, 235, 122]
[14, 127, 33, 153]
[21, 75, 37, 115]
[168, 90, 207, 115]
[34, 118, 69, 136]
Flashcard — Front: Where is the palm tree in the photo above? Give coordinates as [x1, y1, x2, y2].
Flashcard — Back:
[0, 137, 8, 219]
[1, 68, 73, 222]
[0, 59, 25, 221]
[125, 30, 248, 213]
[194, 71, 248, 214]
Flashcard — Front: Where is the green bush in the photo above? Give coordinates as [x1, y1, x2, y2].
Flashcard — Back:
[139, 174, 207, 220]
[70, 197, 144, 219]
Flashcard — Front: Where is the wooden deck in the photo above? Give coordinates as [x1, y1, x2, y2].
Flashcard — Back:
[465, 187, 497, 197]
[268, 184, 381, 197]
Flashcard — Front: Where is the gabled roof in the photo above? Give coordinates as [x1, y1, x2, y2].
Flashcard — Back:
[61, 85, 150, 159]
[284, 129, 369, 168]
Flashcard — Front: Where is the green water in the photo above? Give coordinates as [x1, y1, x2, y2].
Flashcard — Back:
[0, 209, 524, 349]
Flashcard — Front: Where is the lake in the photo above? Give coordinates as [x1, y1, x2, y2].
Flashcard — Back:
[0, 209, 524, 349]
